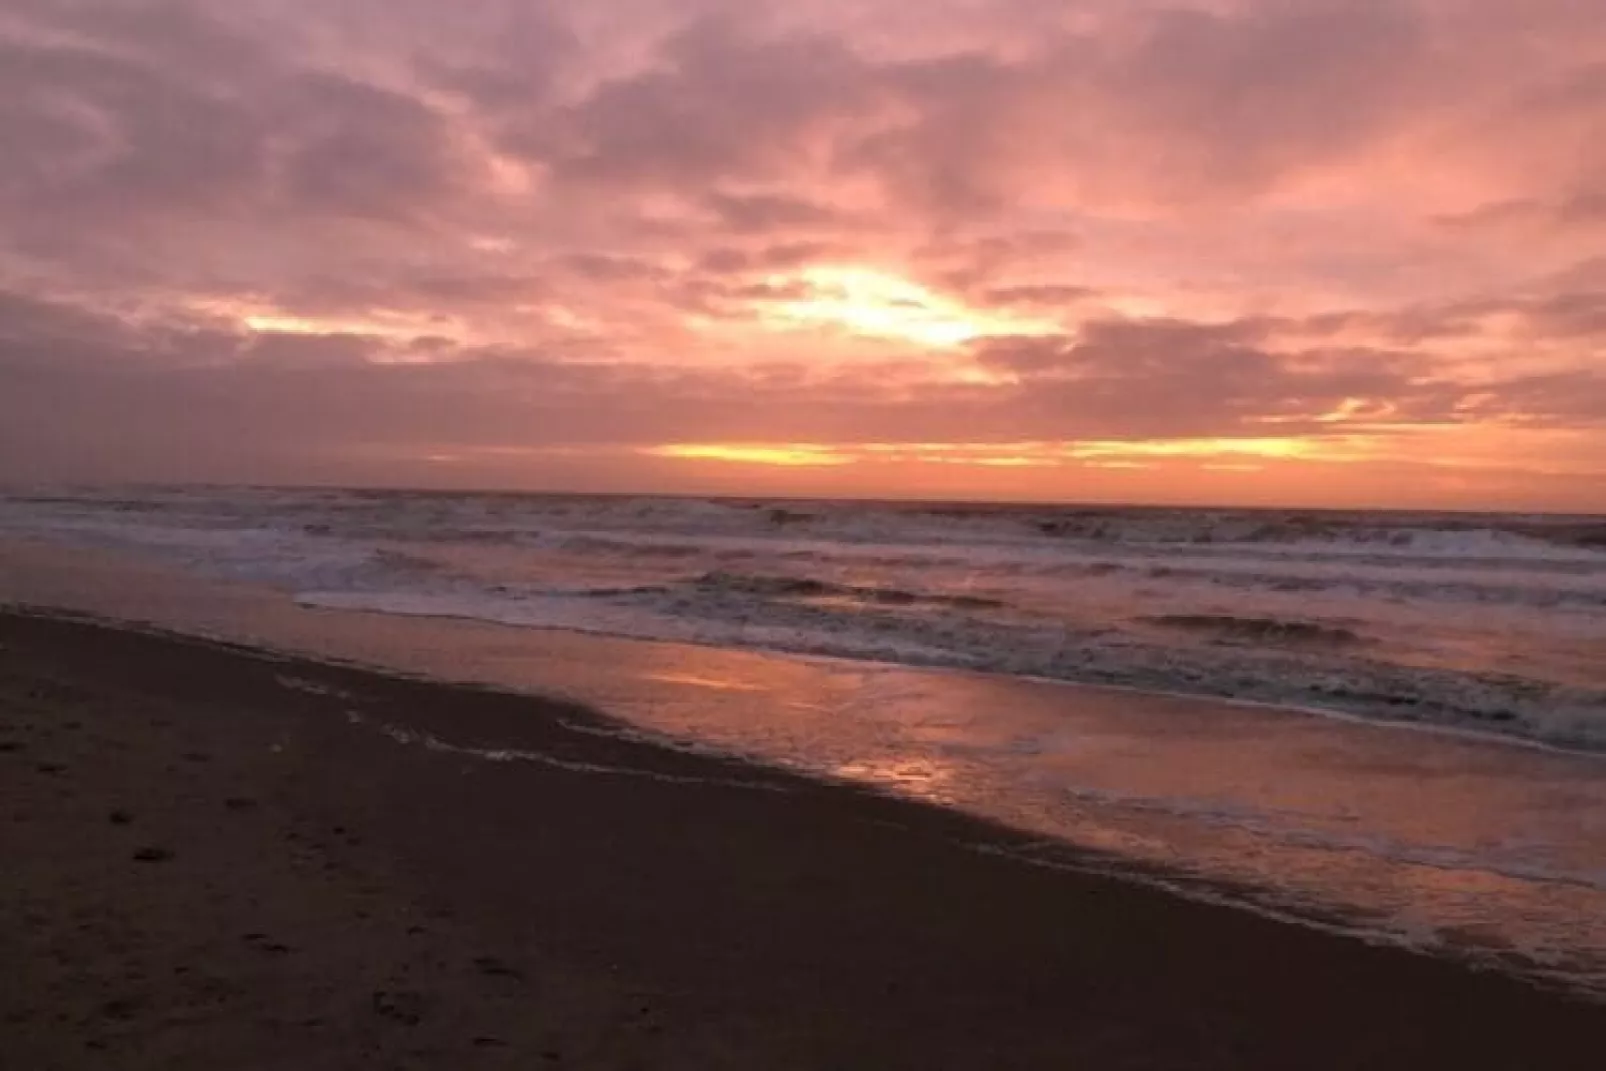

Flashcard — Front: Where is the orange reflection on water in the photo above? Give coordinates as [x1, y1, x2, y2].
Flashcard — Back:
[642, 671, 771, 693]
[831, 756, 959, 804]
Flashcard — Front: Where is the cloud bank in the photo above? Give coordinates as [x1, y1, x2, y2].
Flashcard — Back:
[1, 0, 1601, 508]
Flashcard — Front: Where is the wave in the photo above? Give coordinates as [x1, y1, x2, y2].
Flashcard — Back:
[296, 581, 1606, 750]
[693, 570, 1005, 610]
[1142, 614, 1366, 647]
[5, 486, 1604, 749]
[20, 486, 1603, 560]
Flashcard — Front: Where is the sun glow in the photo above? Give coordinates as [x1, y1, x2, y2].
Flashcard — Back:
[647, 436, 1384, 469]
[647, 444, 858, 467]
[1066, 437, 1368, 461]
[187, 297, 468, 347]
[759, 265, 1057, 347]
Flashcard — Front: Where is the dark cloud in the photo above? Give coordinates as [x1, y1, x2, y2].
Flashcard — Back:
[1283, 293, 1606, 346]
[1463, 371, 1606, 429]
[975, 318, 1413, 435]
[241, 331, 383, 369]
[0, 33, 271, 218]
[560, 253, 667, 283]
[276, 75, 470, 221]
[974, 314, 1603, 436]
[1523, 292, 1606, 341]
[1434, 190, 1606, 234]
[703, 192, 844, 233]
[914, 232, 1084, 294]
[521, 18, 871, 190]
[695, 242, 836, 275]
[0, 290, 129, 354]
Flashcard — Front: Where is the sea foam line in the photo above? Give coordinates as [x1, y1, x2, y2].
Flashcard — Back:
[344, 709, 791, 793]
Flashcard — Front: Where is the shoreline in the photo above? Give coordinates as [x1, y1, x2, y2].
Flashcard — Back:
[5, 526, 1602, 757]
[23, 600, 1606, 952]
[5, 539, 1606, 993]
[8, 521, 1598, 755]
[3, 609, 1602, 1068]
[296, 593, 1606, 759]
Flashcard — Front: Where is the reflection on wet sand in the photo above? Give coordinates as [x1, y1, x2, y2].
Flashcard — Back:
[642, 671, 770, 692]
[459, 628, 1606, 995]
[831, 756, 962, 805]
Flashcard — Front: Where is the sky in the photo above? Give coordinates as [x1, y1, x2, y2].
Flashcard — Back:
[0, 0, 1602, 511]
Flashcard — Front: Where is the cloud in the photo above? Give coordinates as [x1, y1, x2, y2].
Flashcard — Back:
[0, 0, 1601, 507]
[276, 74, 473, 221]
[974, 318, 1420, 437]
[3, 291, 1600, 488]
[974, 313, 1606, 436]
[979, 285, 1101, 310]
[0, 29, 271, 218]
[702, 192, 845, 234]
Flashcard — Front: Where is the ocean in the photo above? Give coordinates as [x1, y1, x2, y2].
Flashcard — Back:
[4, 486, 1602, 747]
[2, 485, 1604, 996]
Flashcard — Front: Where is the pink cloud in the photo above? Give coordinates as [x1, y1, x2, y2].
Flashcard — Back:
[0, 0, 1601, 507]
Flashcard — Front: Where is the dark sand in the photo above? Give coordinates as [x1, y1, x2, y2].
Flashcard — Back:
[2, 610, 1600, 1069]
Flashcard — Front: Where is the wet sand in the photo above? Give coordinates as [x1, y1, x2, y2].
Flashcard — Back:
[2, 609, 1601, 1069]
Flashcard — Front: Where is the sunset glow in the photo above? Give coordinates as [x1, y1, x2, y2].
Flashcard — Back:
[0, 0, 1601, 510]
[762, 266, 1058, 347]
[188, 299, 469, 348]
[648, 444, 858, 467]
[647, 437, 1383, 470]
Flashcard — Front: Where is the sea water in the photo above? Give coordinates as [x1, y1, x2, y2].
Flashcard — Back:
[3, 486, 1600, 747]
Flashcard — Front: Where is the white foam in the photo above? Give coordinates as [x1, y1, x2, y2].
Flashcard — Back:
[274, 674, 357, 700]
[362, 717, 790, 792]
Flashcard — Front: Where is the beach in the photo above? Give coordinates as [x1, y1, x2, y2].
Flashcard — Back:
[3, 608, 1602, 1069]
[6, 0, 1605, 1063]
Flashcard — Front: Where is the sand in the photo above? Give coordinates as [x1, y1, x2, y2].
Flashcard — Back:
[2, 609, 1601, 1069]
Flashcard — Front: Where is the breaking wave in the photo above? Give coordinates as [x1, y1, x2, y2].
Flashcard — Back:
[1143, 615, 1367, 647]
